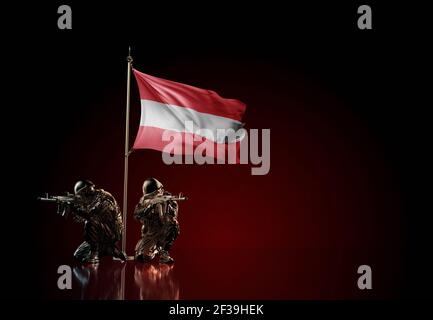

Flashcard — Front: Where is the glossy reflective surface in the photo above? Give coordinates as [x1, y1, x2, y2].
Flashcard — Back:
[39, 248, 402, 299]
[69, 260, 179, 300]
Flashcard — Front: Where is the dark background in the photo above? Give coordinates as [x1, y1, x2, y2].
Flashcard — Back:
[2, 1, 430, 300]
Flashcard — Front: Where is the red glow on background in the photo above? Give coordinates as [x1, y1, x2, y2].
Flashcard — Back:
[36, 59, 403, 299]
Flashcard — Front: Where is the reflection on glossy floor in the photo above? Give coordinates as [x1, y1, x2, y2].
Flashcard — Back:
[41, 249, 401, 299]
[73, 263, 123, 300]
[71, 260, 179, 300]
[134, 263, 179, 300]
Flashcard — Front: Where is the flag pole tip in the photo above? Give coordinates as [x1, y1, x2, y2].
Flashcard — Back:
[127, 46, 133, 63]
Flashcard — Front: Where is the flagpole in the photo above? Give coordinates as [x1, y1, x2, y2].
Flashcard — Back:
[122, 47, 133, 255]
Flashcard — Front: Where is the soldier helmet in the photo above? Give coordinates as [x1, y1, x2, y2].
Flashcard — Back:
[142, 178, 163, 195]
[74, 180, 95, 195]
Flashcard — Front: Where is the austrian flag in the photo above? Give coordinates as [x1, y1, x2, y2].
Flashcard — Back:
[132, 69, 247, 163]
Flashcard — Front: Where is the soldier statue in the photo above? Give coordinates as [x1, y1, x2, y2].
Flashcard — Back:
[39, 180, 127, 263]
[70, 180, 127, 263]
[134, 178, 186, 264]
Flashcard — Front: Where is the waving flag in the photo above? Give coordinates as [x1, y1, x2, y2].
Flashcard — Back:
[132, 69, 247, 162]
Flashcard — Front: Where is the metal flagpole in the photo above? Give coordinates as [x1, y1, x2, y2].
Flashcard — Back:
[120, 47, 133, 300]
[122, 47, 133, 255]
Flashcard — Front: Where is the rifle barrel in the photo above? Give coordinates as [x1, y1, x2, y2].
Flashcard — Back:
[37, 197, 57, 202]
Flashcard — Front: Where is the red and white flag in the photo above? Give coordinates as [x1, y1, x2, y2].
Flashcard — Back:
[132, 69, 247, 162]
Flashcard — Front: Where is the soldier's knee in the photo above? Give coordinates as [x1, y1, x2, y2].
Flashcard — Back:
[74, 241, 91, 261]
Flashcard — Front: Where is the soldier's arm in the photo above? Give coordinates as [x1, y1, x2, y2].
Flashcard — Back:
[70, 191, 107, 221]
[72, 213, 86, 223]
[162, 200, 178, 224]
[133, 203, 144, 220]
[134, 197, 150, 220]
[69, 202, 90, 221]
[155, 203, 164, 219]
[168, 200, 178, 213]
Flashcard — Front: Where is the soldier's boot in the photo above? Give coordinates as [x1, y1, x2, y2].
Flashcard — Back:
[159, 250, 174, 264]
[112, 246, 128, 262]
[135, 253, 154, 263]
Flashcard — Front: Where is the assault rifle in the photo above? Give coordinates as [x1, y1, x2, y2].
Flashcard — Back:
[147, 193, 188, 206]
[37, 192, 77, 217]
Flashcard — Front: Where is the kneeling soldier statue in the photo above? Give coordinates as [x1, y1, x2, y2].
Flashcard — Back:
[39, 180, 127, 264]
[134, 178, 186, 264]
